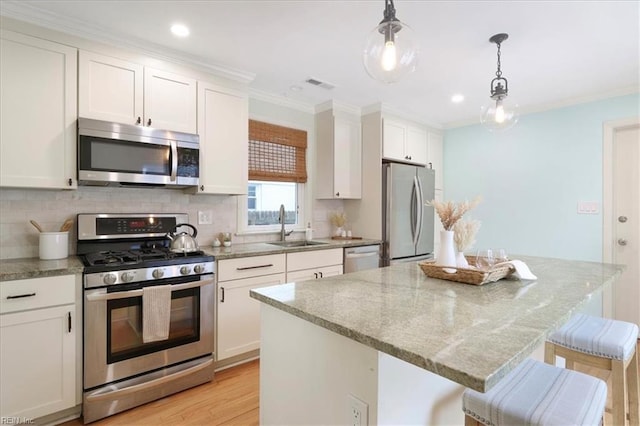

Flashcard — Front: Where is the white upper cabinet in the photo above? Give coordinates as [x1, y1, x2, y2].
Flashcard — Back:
[79, 51, 197, 133]
[191, 82, 248, 195]
[78, 50, 143, 125]
[382, 117, 427, 166]
[316, 107, 362, 199]
[143, 67, 197, 133]
[0, 30, 77, 189]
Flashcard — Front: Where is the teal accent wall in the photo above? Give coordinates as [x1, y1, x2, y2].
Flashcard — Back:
[443, 93, 639, 261]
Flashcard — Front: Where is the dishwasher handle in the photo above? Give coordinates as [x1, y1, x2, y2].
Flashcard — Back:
[345, 251, 379, 259]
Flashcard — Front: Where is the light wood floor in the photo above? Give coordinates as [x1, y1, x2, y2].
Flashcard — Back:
[62, 360, 259, 426]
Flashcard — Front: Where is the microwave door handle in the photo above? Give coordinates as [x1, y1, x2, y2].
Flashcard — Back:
[85, 277, 214, 302]
[170, 140, 178, 182]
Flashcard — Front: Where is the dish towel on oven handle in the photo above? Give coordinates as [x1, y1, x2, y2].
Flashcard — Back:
[142, 284, 172, 343]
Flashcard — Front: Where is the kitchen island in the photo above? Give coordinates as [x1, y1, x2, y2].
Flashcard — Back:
[250, 255, 624, 425]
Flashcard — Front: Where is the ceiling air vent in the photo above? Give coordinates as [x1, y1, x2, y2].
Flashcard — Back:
[305, 77, 335, 90]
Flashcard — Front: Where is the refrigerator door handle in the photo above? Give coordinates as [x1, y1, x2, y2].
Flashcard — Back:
[412, 176, 420, 247]
[415, 175, 424, 245]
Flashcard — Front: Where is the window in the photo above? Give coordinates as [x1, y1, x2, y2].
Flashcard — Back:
[241, 120, 308, 231]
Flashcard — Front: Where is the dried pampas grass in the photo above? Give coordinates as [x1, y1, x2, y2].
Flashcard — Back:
[453, 219, 481, 252]
[329, 211, 347, 227]
[426, 196, 481, 231]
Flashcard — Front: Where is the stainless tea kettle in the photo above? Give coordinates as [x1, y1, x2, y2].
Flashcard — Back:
[166, 223, 199, 253]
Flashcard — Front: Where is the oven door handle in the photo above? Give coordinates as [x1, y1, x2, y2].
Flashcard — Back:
[85, 277, 214, 302]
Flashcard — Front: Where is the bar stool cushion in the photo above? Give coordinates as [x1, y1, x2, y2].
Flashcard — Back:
[463, 359, 607, 426]
[548, 313, 639, 361]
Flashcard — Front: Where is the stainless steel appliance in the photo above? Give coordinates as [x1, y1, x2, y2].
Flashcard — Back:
[77, 213, 214, 424]
[77, 118, 200, 188]
[344, 245, 381, 273]
[382, 162, 435, 265]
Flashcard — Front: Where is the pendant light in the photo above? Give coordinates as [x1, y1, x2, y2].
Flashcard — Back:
[363, 0, 419, 84]
[480, 33, 519, 131]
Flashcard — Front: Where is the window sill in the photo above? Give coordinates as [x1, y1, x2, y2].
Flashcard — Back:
[234, 228, 305, 237]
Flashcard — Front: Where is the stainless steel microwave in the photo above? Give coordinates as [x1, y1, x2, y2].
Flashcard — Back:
[77, 118, 199, 188]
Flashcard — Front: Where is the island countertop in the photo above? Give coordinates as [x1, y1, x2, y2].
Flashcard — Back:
[251, 255, 624, 393]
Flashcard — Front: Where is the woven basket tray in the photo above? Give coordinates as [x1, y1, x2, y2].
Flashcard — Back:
[418, 256, 514, 286]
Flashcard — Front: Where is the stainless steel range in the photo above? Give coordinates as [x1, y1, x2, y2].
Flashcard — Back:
[77, 213, 215, 424]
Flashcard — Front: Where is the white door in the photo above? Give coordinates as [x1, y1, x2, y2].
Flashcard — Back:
[604, 120, 640, 327]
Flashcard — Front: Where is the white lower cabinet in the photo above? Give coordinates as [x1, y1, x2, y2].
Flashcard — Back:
[286, 248, 343, 281]
[0, 275, 77, 420]
[216, 254, 286, 361]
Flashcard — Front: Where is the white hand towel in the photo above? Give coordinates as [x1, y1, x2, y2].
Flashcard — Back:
[142, 285, 172, 343]
[499, 259, 538, 280]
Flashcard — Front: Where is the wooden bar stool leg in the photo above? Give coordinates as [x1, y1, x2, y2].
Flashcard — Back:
[544, 341, 556, 365]
[464, 414, 483, 426]
[612, 359, 627, 426]
[628, 350, 639, 426]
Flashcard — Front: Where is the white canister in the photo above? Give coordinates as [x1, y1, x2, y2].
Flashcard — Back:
[39, 232, 69, 260]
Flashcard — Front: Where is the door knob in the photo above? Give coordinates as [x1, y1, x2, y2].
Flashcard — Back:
[618, 238, 628, 246]
[618, 216, 628, 223]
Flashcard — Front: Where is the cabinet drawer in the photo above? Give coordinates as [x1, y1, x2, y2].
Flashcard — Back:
[287, 248, 343, 272]
[1, 275, 76, 314]
[218, 254, 286, 282]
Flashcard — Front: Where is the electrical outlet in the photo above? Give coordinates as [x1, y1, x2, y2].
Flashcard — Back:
[198, 210, 213, 225]
[348, 394, 368, 426]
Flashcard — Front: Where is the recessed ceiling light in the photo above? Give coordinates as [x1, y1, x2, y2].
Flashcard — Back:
[171, 24, 190, 38]
[451, 94, 465, 103]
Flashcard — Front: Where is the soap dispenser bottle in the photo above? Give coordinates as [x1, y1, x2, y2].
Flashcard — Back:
[305, 222, 313, 241]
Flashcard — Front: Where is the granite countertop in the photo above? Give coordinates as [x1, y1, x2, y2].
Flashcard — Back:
[0, 256, 85, 281]
[0, 238, 381, 281]
[202, 238, 381, 260]
[251, 255, 624, 393]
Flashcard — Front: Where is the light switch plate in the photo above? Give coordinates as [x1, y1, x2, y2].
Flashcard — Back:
[577, 201, 599, 214]
[198, 210, 213, 225]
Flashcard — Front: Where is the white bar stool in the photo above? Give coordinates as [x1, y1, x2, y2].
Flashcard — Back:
[463, 358, 607, 425]
[544, 314, 639, 426]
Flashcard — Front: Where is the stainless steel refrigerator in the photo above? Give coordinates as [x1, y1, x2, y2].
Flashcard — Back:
[382, 162, 435, 265]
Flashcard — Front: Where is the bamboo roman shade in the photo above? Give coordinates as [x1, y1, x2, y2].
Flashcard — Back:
[248, 120, 307, 183]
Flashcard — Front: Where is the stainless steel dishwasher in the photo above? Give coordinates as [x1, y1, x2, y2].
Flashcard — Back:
[344, 245, 381, 273]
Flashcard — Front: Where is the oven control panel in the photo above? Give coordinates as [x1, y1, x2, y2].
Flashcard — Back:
[84, 262, 215, 289]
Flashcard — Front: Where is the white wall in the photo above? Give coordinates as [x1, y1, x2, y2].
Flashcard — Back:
[444, 93, 639, 262]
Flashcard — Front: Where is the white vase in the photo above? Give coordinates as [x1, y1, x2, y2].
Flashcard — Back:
[456, 251, 470, 268]
[436, 230, 457, 273]
[334, 226, 344, 237]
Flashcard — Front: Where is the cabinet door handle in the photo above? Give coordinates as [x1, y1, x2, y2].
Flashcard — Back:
[335, 192, 340, 197]
[428, 162, 433, 169]
[200, 185, 204, 191]
[147, 118, 152, 126]
[136, 117, 141, 125]
[6, 292, 36, 299]
[236, 264, 274, 271]
[319, 271, 323, 278]
[314, 272, 318, 279]
[67, 312, 72, 333]
[220, 287, 225, 303]
[68, 178, 73, 186]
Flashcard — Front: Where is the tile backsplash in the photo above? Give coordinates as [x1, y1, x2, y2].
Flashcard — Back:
[0, 187, 344, 260]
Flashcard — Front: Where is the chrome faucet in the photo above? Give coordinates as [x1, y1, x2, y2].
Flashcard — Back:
[279, 204, 293, 241]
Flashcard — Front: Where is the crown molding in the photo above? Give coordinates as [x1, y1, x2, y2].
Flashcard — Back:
[362, 102, 443, 130]
[314, 100, 361, 116]
[0, 1, 255, 84]
[248, 89, 315, 114]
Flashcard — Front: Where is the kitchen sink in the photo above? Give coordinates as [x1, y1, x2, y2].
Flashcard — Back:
[268, 240, 328, 248]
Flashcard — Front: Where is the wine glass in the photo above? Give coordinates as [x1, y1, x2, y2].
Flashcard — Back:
[494, 248, 508, 264]
[475, 249, 496, 271]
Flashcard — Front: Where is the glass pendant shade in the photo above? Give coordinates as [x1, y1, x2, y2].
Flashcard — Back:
[363, 20, 419, 84]
[480, 97, 519, 131]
